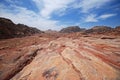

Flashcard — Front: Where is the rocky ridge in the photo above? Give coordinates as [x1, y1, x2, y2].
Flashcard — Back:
[0, 17, 43, 39]
[60, 26, 85, 33]
[59, 26, 120, 36]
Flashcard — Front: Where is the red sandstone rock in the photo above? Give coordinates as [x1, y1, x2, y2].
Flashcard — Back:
[0, 33, 120, 80]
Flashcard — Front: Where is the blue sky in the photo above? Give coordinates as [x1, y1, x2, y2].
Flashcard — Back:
[0, 0, 120, 30]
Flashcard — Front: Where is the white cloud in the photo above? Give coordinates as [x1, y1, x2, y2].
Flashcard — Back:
[0, 0, 75, 30]
[99, 13, 117, 19]
[74, 0, 111, 13]
[32, 0, 43, 10]
[85, 14, 98, 22]
[33, 0, 74, 18]
[85, 13, 116, 22]
[0, 0, 116, 30]
[0, 4, 61, 30]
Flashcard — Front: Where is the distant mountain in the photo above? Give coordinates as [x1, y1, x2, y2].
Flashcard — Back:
[0, 17, 43, 39]
[85, 26, 113, 34]
[60, 26, 85, 33]
[83, 26, 120, 35]
[45, 29, 58, 33]
[59, 26, 120, 36]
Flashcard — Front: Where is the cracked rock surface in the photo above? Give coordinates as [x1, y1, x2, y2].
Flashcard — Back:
[0, 34, 120, 80]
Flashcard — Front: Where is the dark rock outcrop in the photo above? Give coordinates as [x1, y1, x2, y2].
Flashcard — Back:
[60, 26, 85, 33]
[82, 26, 120, 36]
[59, 26, 120, 35]
[0, 17, 43, 39]
[84, 26, 113, 34]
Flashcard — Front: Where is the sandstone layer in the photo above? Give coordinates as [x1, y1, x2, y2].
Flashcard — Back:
[0, 34, 120, 80]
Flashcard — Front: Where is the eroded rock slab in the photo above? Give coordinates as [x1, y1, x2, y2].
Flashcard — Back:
[10, 37, 120, 80]
[0, 45, 42, 80]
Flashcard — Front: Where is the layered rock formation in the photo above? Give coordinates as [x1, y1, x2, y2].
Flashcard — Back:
[0, 34, 120, 80]
[0, 17, 43, 39]
[0, 17, 120, 80]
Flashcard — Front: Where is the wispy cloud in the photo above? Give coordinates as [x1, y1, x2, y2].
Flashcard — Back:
[32, 0, 44, 10]
[99, 13, 117, 19]
[0, 4, 61, 30]
[85, 14, 98, 22]
[0, 0, 117, 30]
[85, 13, 116, 22]
[74, 0, 112, 13]
[0, 0, 74, 30]
[33, 0, 74, 18]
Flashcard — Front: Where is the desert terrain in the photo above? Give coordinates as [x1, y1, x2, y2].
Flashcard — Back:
[0, 33, 120, 80]
[0, 18, 120, 80]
